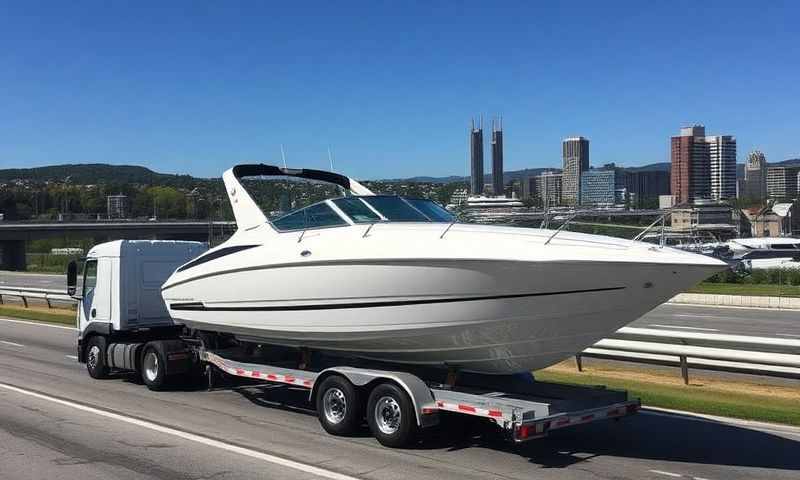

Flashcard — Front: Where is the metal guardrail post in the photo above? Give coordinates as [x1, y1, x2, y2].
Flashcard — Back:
[680, 355, 689, 385]
[575, 354, 583, 372]
[21, 294, 28, 308]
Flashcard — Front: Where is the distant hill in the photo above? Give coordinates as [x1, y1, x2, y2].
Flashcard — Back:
[0, 163, 211, 187]
[625, 162, 671, 172]
[3, 158, 799, 186]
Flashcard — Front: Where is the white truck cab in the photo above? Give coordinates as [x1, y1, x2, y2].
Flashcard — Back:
[68, 240, 207, 378]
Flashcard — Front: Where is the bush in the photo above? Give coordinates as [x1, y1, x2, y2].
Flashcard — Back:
[708, 266, 800, 285]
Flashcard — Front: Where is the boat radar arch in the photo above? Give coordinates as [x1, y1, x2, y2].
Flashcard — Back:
[223, 164, 375, 231]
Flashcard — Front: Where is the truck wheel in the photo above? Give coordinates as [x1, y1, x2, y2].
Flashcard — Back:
[316, 375, 362, 436]
[85, 336, 110, 379]
[367, 383, 418, 448]
[141, 344, 169, 391]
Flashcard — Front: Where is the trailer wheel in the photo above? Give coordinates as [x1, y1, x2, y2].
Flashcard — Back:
[141, 344, 169, 391]
[85, 336, 110, 379]
[316, 375, 362, 436]
[367, 383, 417, 448]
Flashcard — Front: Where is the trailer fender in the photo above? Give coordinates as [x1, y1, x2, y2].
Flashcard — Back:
[311, 367, 439, 428]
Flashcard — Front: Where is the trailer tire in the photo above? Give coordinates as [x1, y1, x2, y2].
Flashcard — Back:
[141, 344, 169, 391]
[316, 375, 362, 436]
[85, 336, 110, 379]
[367, 383, 417, 448]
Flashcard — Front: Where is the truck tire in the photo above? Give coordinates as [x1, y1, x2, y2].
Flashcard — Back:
[85, 336, 110, 379]
[366, 382, 418, 448]
[316, 375, 362, 436]
[141, 344, 169, 391]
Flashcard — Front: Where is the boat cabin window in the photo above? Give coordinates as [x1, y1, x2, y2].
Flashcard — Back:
[272, 202, 347, 231]
[332, 198, 382, 223]
[360, 196, 431, 222]
[402, 198, 455, 222]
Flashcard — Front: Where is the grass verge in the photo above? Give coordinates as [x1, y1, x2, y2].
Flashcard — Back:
[536, 361, 800, 427]
[0, 305, 76, 326]
[687, 282, 800, 297]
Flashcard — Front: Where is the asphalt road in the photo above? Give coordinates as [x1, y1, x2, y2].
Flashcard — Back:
[2, 271, 798, 338]
[0, 317, 798, 480]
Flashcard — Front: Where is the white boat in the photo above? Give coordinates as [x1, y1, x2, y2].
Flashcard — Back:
[726, 237, 800, 266]
[161, 165, 726, 374]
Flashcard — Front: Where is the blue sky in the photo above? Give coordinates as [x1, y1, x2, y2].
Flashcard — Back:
[1, 1, 798, 179]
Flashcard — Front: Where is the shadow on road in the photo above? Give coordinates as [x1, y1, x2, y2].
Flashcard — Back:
[232, 381, 800, 471]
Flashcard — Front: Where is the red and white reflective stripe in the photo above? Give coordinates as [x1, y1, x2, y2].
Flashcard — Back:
[433, 400, 505, 419]
[208, 355, 314, 388]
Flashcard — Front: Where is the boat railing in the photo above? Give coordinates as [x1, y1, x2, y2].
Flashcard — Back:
[631, 211, 672, 247]
[543, 212, 579, 245]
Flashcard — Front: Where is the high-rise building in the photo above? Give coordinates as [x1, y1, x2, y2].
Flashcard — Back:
[469, 119, 484, 196]
[491, 118, 504, 198]
[767, 166, 800, 200]
[562, 137, 589, 206]
[106, 194, 128, 219]
[620, 170, 671, 208]
[535, 171, 563, 207]
[671, 125, 709, 205]
[520, 176, 536, 200]
[708, 135, 737, 201]
[742, 150, 768, 200]
[671, 125, 736, 204]
[580, 170, 615, 205]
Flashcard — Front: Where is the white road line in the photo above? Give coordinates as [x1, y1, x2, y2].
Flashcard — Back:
[693, 477, 711, 480]
[0, 317, 76, 331]
[776, 333, 800, 338]
[673, 314, 719, 319]
[65, 355, 78, 360]
[648, 324, 720, 332]
[0, 382, 360, 480]
[649, 470, 682, 478]
[0, 340, 25, 347]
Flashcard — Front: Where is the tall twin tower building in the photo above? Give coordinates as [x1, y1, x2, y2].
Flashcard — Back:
[470, 117, 504, 197]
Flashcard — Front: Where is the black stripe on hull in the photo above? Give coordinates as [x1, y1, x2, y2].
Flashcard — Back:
[169, 286, 626, 312]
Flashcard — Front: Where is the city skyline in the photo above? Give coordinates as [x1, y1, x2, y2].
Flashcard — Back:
[1, 2, 799, 179]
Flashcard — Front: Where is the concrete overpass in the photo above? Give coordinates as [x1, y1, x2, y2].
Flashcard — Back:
[0, 221, 236, 270]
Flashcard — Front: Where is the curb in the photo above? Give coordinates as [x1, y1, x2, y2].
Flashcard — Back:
[669, 293, 800, 311]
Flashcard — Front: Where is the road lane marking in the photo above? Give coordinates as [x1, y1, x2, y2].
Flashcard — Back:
[0, 382, 360, 480]
[0, 340, 24, 347]
[65, 355, 78, 360]
[776, 333, 800, 338]
[647, 324, 720, 332]
[673, 314, 720, 319]
[0, 317, 76, 331]
[649, 470, 682, 478]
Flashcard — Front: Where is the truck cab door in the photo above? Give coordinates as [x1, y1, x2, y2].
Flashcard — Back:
[79, 258, 112, 331]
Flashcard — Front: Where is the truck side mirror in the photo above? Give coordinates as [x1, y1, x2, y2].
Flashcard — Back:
[67, 260, 79, 297]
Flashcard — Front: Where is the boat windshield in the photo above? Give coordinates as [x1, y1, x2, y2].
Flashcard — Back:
[270, 196, 454, 231]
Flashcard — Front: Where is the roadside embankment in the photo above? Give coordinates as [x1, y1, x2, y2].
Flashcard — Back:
[537, 360, 800, 427]
[0, 305, 75, 326]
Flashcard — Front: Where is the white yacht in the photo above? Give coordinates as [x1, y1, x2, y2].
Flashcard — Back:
[726, 237, 800, 270]
[161, 164, 726, 374]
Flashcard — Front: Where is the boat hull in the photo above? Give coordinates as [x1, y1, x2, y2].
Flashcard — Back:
[164, 259, 717, 373]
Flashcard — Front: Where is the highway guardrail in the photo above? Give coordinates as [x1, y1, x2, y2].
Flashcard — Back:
[0, 287, 75, 309]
